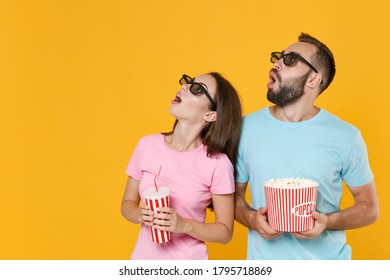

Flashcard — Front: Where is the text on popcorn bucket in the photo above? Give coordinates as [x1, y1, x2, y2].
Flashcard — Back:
[291, 202, 316, 217]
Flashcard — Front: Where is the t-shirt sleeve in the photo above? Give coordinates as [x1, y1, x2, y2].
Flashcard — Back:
[210, 155, 235, 194]
[235, 132, 249, 183]
[125, 138, 144, 180]
[342, 130, 374, 187]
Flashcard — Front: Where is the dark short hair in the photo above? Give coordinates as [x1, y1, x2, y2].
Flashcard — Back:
[298, 33, 336, 93]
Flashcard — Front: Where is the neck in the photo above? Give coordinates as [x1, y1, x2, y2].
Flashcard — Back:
[165, 123, 204, 152]
[270, 104, 320, 122]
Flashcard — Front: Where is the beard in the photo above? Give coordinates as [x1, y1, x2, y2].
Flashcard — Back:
[267, 70, 311, 107]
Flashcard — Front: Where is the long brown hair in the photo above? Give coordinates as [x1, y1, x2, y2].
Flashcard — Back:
[165, 72, 242, 169]
[202, 72, 242, 169]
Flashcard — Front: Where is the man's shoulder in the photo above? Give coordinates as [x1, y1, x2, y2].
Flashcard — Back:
[321, 109, 359, 132]
[243, 107, 268, 123]
[318, 110, 361, 143]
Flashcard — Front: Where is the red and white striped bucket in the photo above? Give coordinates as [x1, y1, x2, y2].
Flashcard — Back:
[264, 179, 318, 232]
[143, 187, 171, 243]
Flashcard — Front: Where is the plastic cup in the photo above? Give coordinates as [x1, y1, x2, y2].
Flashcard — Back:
[143, 187, 171, 243]
[264, 178, 318, 232]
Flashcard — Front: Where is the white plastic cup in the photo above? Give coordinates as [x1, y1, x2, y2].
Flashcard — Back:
[143, 187, 171, 243]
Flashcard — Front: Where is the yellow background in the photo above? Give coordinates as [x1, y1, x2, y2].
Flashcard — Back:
[0, 0, 389, 260]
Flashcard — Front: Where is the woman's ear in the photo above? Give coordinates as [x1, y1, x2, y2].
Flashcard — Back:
[203, 111, 217, 122]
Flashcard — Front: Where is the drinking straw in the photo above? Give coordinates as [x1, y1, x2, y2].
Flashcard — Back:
[154, 165, 162, 192]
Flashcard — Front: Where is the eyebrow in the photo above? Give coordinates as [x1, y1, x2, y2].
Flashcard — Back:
[199, 82, 208, 91]
[283, 50, 299, 56]
[194, 79, 209, 91]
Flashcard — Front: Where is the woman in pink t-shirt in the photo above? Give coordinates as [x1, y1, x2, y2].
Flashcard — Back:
[121, 73, 242, 259]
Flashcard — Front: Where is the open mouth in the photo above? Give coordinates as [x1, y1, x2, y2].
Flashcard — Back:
[269, 71, 277, 84]
[173, 93, 182, 103]
[267, 70, 279, 89]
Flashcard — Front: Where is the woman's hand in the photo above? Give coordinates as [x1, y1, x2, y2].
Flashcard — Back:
[137, 203, 154, 226]
[151, 207, 188, 233]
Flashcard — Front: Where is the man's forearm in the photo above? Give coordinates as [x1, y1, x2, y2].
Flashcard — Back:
[326, 201, 379, 230]
[234, 196, 258, 230]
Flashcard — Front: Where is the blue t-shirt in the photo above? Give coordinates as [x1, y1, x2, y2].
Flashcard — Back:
[235, 107, 373, 259]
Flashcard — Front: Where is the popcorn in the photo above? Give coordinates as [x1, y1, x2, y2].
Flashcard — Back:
[265, 177, 318, 189]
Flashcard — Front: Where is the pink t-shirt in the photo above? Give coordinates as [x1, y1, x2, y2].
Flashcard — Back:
[126, 134, 234, 260]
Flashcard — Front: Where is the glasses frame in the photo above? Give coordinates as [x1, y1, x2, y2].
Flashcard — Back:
[271, 51, 319, 73]
[179, 74, 217, 109]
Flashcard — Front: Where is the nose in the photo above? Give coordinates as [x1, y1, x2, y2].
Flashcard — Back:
[273, 59, 282, 71]
[181, 84, 190, 94]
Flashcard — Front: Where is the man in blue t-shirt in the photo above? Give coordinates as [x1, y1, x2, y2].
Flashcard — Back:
[235, 33, 379, 259]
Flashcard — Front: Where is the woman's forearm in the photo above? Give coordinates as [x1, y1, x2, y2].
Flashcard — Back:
[121, 200, 142, 224]
[180, 218, 233, 244]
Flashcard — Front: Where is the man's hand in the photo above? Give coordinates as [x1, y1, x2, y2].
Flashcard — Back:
[291, 211, 327, 239]
[256, 207, 282, 240]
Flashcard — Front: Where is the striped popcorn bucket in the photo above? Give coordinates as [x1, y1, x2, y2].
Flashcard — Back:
[265, 181, 318, 232]
[143, 187, 171, 243]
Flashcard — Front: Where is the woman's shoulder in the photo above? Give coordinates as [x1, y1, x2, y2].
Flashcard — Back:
[202, 149, 233, 168]
[135, 134, 164, 149]
[138, 133, 163, 143]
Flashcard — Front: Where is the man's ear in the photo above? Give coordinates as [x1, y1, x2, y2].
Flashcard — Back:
[203, 111, 217, 122]
[307, 72, 323, 88]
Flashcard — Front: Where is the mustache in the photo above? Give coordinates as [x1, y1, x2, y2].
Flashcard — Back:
[270, 69, 281, 82]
